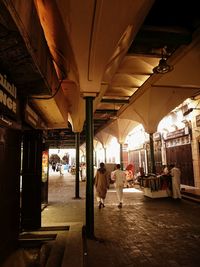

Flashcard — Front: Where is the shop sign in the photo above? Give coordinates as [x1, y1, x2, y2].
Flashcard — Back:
[0, 72, 17, 118]
[196, 114, 200, 127]
[165, 128, 187, 140]
[129, 143, 144, 150]
[123, 143, 128, 151]
[42, 151, 48, 182]
[165, 135, 190, 147]
[153, 132, 161, 140]
[25, 104, 46, 129]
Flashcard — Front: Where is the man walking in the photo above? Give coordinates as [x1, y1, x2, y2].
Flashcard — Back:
[111, 164, 126, 208]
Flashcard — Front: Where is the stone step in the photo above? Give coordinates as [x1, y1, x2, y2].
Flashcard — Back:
[41, 223, 84, 267]
[181, 190, 200, 199]
[181, 193, 200, 203]
[44, 232, 68, 267]
[61, 224, 84, 267]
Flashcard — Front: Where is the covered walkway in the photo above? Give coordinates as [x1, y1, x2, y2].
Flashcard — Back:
[3, 171, 200, 267]
[43, 171, 200, 267]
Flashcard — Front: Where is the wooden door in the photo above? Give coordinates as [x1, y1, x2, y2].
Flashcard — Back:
[166, 144, 194, 186]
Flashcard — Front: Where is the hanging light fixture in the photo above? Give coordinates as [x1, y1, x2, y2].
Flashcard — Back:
[153, 46, 173, 74]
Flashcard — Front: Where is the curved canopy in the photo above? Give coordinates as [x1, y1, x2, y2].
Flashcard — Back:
[95, 131, 113, 148]
[119, 37, 200, 133]
[104, 119, 139, 144]
[1, 0, 200, 146]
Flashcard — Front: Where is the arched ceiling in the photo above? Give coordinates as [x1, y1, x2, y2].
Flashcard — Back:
[103, 119, 139, 144]
[1, 0, 200, 147]
[95, 131, 113, 148]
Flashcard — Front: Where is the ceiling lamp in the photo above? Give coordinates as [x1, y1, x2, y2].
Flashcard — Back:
[153, 46, 173, 74]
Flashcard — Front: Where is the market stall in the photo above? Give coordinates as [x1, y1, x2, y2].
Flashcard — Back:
[142, 174, 172, 198]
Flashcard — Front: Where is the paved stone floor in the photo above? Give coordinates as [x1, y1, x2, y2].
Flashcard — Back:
[42, 171, 200, 267]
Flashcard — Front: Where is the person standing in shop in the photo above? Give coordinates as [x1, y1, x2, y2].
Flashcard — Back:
[169, 164, 182, 199]
[111, 163, 126, 208]
[94, 162, 110, 209]
[162, 165, 169, 175]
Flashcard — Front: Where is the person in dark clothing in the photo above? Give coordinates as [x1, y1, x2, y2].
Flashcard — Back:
[52, 161, 56, 171]
[94, 162, 110, 209]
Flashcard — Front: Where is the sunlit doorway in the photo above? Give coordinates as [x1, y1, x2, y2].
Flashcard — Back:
[47, 148, 76, 204]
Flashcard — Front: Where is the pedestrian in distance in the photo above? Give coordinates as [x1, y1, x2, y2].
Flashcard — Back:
[169, 164, 181, 199]
[80, 163, 86, 181]
[52, 161, 56, 172]
[59, 163, 64, 176]
[111, 163, 126, 208]
[94, 162, 110, 209]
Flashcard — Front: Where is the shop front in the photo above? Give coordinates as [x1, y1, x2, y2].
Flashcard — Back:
[21, 104, 47, 230]
[164, 128, 194, 186]
[0, 72, 47, 262]
[0, 72, 21, 263]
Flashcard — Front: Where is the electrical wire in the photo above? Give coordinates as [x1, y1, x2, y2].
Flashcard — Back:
[28, 78, 63, 100]
[28, 53, 67, 100]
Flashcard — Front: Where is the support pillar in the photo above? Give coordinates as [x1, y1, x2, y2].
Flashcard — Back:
[85, 96, 94, 239]
[120, 143, 123, 170]
[75, 132, 80, 199]
[149, 133, 156, 173]
[94, 150, 97, 167]
[104, 147, 107, 163]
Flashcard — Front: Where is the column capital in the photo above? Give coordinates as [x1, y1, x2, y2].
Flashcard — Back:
[81, 92, 98, 98]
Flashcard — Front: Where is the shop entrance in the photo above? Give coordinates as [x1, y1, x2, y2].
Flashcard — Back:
[166, 144, 194, 186]
[47, 148, 76, 203]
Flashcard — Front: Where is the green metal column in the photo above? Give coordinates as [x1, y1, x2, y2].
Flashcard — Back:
[149, 133, 156, 173]
[85, 97, 94, 239]
[120, 143, 123, 170]
[75, 132, 80, 199]
[104, 147, 107, 163]
[94, 150, 97, 166]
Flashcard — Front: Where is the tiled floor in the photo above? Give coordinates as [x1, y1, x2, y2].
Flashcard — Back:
[42, 171, 200, 267]
[4, 171, 200, 267]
